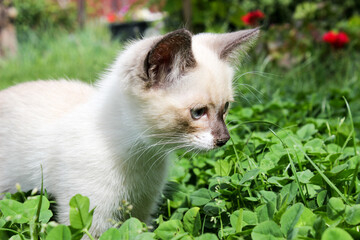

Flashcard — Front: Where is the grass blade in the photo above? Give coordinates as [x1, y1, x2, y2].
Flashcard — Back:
[343, 97, 360, 195]
[303, 152, 350, 205]
[343, 97, 357, 156]
[269, 129, 308, 207]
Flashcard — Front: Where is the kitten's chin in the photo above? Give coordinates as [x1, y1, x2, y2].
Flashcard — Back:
[191, 131, 217, 151]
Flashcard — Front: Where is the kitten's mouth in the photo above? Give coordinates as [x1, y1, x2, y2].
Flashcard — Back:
[192, 131, 230, 151]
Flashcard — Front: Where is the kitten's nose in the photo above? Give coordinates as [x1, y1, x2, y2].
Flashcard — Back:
[215, 137, 230, 147]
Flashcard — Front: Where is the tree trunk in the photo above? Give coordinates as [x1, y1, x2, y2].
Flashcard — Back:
[77, 0, 86, 29]
[0, 0, 17, 58]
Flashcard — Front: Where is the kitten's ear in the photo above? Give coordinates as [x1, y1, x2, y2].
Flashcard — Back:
[200, 28, 260, 62]
[144, 29, 196, 87]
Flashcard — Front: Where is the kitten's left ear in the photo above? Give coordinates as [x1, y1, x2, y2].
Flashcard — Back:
[199, 28, 260, 62]
[144, 29, 196, 88]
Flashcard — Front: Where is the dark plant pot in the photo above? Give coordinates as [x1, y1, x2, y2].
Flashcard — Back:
[109, 21, 149, 41]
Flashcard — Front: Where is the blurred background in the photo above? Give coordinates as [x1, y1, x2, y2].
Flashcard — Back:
[0, 0, 359, 103]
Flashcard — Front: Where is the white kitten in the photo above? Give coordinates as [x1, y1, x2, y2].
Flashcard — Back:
[0, 28, 259, 237]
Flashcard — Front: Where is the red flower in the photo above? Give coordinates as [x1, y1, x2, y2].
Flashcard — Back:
[242, 10, 265, 26]
[107, 13, 117, 23]
[323, 31, 349, 48]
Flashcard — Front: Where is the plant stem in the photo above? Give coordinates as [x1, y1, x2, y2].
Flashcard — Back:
[84, 229, 96, 240]
[230, 137, 244, 174]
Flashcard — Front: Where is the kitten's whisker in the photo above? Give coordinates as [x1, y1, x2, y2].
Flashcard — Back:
[236, 83, 262, 103]
[238, 83, 263, 96]
[145, 144, 191, 177]
[235, 91, 253, 105]
[235, 70, 277, 81]
[128, 126, 155, 152]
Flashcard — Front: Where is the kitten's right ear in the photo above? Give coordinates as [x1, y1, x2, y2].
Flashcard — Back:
[144, 29, 196, 88]
[199, 28, 260, 63]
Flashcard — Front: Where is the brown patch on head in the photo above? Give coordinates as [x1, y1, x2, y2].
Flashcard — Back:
[174, 115, 197, 134]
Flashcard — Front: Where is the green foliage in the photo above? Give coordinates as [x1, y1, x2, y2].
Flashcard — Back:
[46, 225, 71, 240]
[13, 0, 77, 35]
[160, 0, 246, 32]
[0, 193, 96, 239]
[0, 23, 119, 90]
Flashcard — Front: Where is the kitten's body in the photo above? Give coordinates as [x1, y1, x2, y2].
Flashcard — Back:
[0, 29, 258, 237]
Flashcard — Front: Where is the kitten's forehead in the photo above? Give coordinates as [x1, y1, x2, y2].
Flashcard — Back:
[176, 40, 234, 106]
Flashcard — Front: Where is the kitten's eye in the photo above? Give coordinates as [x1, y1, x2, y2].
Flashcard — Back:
[223, 102, 230, 114]
[190, 107, 207, 120]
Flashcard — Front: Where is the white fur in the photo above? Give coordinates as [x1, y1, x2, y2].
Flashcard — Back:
[0, 29, 258, 237]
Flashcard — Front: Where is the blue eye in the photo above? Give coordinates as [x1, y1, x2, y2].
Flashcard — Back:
[190, 107, 206, 120]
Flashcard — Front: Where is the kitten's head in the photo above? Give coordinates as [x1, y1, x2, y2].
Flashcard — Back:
[122, 28, 259, 151]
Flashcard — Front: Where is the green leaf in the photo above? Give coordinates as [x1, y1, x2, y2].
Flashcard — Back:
[330, 164, 348, 174]
[69, 194, 93, 230]
[46, 225, 71, 240]
[0, 218, 5, 228]
[194, 233, 218, 240]
[23, 195, 52, 223]
[296, 170, 314, 184]
[260, 191, 277, 204]
[251, 220, 284, 240]
[9, 235, 22, 240]
[183, 207, 201, 236]
[233, 208, 243, 232]
[304, 138, 325, 153]
[295, 207, 317, 227]
[238, 169, 260, 185]
[327, 197, 345, 220]
[134, 232, 156, 240]
[321, 228, 353, 240]
[230, 209, 257, 230]
[214, 159, 233, 176]
[345, 205, 360, 225]
[296, 124, 317, 140]
[257, 202, 276, 223]
[118, 218, 143, 239]
[280, 181, 298, 204]
[190, 188, 218, 206]
[280, 203, 304, 236]
[317, 190, 327, 207]
[154, 220, 185, 240]
[164, 181, 188, 208]
[313, 217, 326, 239]
[267, 176, 289, 187]
[99, 228, 122, 240]
[260, 152, 280, 172]
[208, 176, 232, 192]
[170, 208, 189, 220]
[0, 199, 27, 224]
[203, 200, 226, 216]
